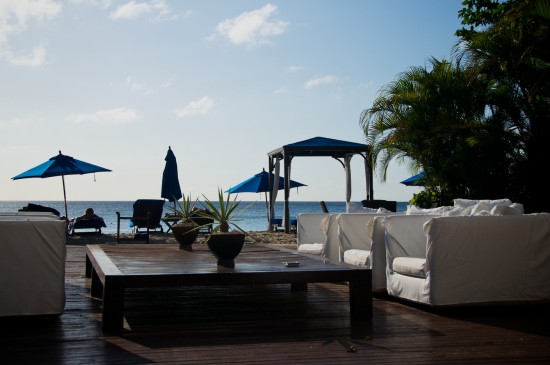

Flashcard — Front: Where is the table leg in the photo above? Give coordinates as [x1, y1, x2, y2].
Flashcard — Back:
[102, 276, 125, 333]
[348, 273, 373, 320]
[85, 253, 92, 278]
[90, 269, 103, 299]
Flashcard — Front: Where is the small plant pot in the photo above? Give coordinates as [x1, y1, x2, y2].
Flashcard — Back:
[207, 231, 245, 268]
[172, 221, 199, 250]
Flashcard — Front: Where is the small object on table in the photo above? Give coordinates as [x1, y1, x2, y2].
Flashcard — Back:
[283, 261, 300, 267]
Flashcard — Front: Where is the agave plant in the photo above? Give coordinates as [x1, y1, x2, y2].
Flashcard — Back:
[198, 188, 253, 235]
[168, 193, 199, 223]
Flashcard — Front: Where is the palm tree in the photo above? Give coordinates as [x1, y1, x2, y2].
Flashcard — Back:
[360, 58, 515, 205]
[455, 0, 550, 212]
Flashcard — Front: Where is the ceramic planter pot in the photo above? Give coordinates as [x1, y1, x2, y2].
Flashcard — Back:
[171, 221, 199, 251]
[207, 231, 245, 268]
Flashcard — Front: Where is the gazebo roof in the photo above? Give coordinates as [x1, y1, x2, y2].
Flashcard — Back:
[266, 136, 373, 233]
[267, 136, 370, 158]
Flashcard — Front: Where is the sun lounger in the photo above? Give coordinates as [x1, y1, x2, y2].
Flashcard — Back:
[68, 217, 106, 235]
[116, 199, 165, 243]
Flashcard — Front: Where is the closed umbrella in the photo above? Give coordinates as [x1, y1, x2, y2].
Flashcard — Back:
[12, 151, 112, 218]
[161, 146, 182, 209]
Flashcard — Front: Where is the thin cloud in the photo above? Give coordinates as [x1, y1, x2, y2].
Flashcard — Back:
[274, 87, 289, 94]
[174, 96, 214, 118]
[2, 46, 46, 67]
[215, 3, 288, 45]
[110, 0, 175, 21]
[0, 0, 62, 43]
[69, 0, 113, 8]
[68, 108, 141, 125]
[287, 66, 302, 73]
[0, 117, 24, 128]
[305, 75, 339, 89]
[126, 76, 152, 95]
[0, 0, 61, 66]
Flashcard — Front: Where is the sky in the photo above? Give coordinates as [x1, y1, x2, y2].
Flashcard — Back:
[1, 0, 464, 204]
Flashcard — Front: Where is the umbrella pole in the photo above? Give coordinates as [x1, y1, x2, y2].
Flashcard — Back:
[62, 175, 68, 219]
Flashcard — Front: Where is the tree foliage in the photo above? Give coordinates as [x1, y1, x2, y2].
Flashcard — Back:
[361, 0, 550, 212]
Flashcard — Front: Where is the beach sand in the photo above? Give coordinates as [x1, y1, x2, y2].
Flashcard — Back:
[66, 230, 298, 249]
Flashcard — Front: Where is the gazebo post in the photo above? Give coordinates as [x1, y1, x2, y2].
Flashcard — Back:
[283, 150, 291, 233]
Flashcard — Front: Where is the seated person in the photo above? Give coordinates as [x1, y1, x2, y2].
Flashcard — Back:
[68, 208, 106, 234]
[74, 208, 100, 222]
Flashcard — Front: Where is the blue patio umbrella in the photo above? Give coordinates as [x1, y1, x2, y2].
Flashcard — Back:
[12, 151, 112, 219]
[161, 146, 182, 207]
[400, 172, 426, 186]
[226, 169, 306, 222]
[226, 169, 306, 194]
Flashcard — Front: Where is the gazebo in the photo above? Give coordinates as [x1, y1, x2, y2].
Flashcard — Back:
[267, 136, 374, 233]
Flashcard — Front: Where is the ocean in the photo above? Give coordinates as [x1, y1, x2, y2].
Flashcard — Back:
[0, 200, 409, 234]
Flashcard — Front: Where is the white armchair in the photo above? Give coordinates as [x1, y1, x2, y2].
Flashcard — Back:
[383, 213, 550, 306]
[296, 213, 330, 255]
[336, 213, 395, 291]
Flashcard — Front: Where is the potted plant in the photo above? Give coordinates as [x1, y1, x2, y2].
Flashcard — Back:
[168, 193, 200, 251]
[197, 188, 253, 268]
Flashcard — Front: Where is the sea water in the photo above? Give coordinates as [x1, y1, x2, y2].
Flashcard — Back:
[0, 200, 408, 234]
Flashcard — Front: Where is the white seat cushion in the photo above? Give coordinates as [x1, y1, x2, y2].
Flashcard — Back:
[297, 243, 324, 255]
[392, 257, 426, 278]
[343, 249, 371, 267]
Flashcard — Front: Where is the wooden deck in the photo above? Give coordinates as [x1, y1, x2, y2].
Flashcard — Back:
[1, 243, 550, 364]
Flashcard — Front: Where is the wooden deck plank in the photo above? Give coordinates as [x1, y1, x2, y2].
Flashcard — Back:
[0, 244, 549, 364]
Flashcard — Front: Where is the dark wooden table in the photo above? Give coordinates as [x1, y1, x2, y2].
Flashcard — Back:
[85, 243, 372, 333]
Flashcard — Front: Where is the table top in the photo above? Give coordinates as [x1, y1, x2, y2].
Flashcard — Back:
[86, 243, 367, 286]
[161, 216, 180, 222]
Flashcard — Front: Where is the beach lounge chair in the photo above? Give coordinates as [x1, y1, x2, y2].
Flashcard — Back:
[68, 217, 106, 235]
[270, 217, 297, 232]
[116, 199, 165, 243]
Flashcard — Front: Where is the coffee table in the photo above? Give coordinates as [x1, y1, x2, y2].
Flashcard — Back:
[85, 243, 372, 333]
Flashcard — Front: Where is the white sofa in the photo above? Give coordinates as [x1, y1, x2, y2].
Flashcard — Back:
[0, 213, 67, 316]
[383, 213, 550, 306]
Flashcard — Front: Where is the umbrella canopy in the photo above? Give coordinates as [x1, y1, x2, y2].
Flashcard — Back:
[226, 169, 306, 224]
[161, 146, 182, 203]
[12, 151, 112, 218]
[226, 169, 306, 194]
[400, 172, 426, 186]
